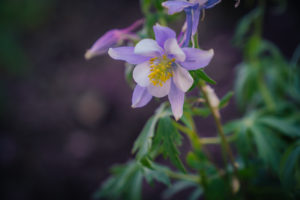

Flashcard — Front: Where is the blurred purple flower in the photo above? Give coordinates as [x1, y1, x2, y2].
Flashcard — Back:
[108, 24, 214, 120]
[162, 0, 221, 46]
[85, 19, 143, 60]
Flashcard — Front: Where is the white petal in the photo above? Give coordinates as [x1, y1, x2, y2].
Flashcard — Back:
[173, 65, 194, 92]
[133, 61, 151, 87]
[164, 38, 186, 62]
[134, 39, 163, 57]
[147, 79, 171, 98]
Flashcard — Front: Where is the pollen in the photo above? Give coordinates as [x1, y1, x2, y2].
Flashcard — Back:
[148, 54, 175, 87]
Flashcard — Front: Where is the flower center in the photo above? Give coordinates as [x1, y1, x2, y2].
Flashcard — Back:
[148, 54, 175, 87]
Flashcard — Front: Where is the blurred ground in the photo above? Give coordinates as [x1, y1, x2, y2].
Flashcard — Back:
[0, 0, 299, 200]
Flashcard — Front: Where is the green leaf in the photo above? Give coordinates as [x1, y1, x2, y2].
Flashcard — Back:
[192, 107, 211, 117]
[258, 116, 300, 138]
[189, 69, 216, 91]
[132, 116, 157, 159]
[181, 105, 195, 130]
[233, 7, 262, 47]
[250, 125, 285, 171]
[279, 141, 300, 190]
[155, 116, 186, 172]
[95, 161, 143, 200]
[143, 164, 171, 186]
[162, 180, 198, 199]
[132, 103, 171, 160]
[219, 91, 234, 109]
[188, 188, 203, 200]
[205, 177, 231, 200]
[234, 62, 259, 109]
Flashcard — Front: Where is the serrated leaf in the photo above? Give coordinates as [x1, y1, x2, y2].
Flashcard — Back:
[95, 161, 143, 200]
[143, 165, 171, 186]
[156, 116, 186, 172]
[132, 103, 171, 160]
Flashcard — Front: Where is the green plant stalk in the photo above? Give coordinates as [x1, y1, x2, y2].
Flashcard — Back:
[252, 0, 275, 111]
[198, 80, 239, 178]
[164, 169, 200, 183]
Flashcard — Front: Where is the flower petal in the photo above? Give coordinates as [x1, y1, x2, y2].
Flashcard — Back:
[85, 29, 120, 59]
[133, 61, 151, 87]
[108, 47, 149, 64]
[173, 65, 194, 92]
[192, 7, 201, 35]
[180, 48, 214, 70]
[162, 1, 194, 15]
[164, 38, 186, 62]
[153, 24, 176, 48]
[147, 79, 171, 98]
[134, 39, 163, 57]
[204, 0, 221, 9]
[168, 81, 185, 120]
[132, 85, 152, 108]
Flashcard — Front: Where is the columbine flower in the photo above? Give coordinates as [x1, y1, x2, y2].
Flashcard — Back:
[108, 24, 214, 120]
[162, 0, 221, 46]
[85, 19, 143, 60]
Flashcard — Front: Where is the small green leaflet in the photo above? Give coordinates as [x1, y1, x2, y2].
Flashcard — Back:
[132, 103, 171, 160]
[189, 69, 216, 91]
[94, 161, 143, 200]
[219, 91, 234, 109]
[154, 116, 186, 172]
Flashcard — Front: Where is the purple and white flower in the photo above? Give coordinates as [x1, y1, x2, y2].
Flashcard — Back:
[85, 19, 143, 60]
[108, 24, 214, 120]
[162, 0, 221, 46]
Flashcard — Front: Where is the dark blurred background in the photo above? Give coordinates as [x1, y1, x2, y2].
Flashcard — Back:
[0, 0, 299, 200]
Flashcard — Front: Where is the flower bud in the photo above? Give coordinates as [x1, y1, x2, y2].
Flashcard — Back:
[85, 19, 143, 60]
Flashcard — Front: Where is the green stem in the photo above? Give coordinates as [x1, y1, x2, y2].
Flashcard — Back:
[200, 134, 237, 145]
[165, 170, 200, 183]
[199, 80, 239, 178]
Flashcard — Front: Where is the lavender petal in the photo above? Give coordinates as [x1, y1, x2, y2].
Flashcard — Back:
[154, 24, 176, 47]
[132, 85, 152, 108]
[108, 47, 150, 64]
[162, 1, 194, 15]
[180, 48, 214, 70]
[168, 80, 185, 120]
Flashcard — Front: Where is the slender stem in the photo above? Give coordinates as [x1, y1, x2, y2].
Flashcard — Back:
[199, 81, 239, 177]
[122, 18, 144, 33]
[164, 170, 200, 183]
[200, 134, 236, 145]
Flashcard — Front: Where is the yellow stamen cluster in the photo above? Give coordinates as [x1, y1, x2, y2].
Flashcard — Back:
[148, 55, 175, 87]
